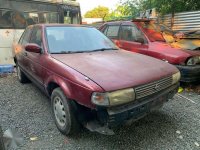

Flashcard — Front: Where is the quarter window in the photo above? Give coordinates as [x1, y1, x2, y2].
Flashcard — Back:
[21, 28, 32, 45]
[102, 25, 108, 34]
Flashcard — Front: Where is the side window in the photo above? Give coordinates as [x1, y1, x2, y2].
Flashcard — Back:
[13, 11, 39, 28]
[121, 26, 134, 41]
[105, 25, 120, 39]
[0, 10, 13, 29]
[30, 27, 42, 46]
[21, 28, 32, 45]
[102, 25, 108, 34]
[12, 11, 26, 29]
[120, 25, 146, 42]
[26, 12, 38, 26]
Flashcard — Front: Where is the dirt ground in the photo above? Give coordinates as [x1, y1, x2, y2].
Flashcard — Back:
[0, 74, 200, 150]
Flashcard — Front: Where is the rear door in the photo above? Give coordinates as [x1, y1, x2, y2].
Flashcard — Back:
[119, 24, 148, 54]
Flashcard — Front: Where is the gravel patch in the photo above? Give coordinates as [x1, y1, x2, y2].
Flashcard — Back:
[0, 74, 200, 150]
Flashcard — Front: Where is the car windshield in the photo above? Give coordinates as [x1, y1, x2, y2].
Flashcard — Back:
[46, 26, 118, 54]
[140, 22, 166, 42]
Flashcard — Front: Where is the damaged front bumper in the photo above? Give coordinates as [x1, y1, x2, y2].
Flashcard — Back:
[176, 65, 200, 82]
[94, 83, 179, 130]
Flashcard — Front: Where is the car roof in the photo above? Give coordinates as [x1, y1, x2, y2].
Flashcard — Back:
[103, 19, 154, 25]
[104, 21, 130, 25]
[132, 19, 153, 22]
[27, 24, 95, 28]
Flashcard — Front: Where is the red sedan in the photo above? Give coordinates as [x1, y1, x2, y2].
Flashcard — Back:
[14, 24, 180, 135]
[99, 20, 200, 82]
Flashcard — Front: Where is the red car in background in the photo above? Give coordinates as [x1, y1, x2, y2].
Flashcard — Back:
[14, 24, 180, 135]
[99, 20, 200, 82]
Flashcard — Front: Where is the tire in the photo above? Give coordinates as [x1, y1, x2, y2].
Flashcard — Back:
[16, 64, 30, 83]
[51, 88, 80, 136]
[0, 126, 5, 150]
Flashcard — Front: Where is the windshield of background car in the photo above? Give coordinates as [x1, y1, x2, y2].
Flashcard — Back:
[140, 22, 166, 42]
[46, 26, 118, 53]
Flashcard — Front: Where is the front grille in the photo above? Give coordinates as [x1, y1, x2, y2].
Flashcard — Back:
[135, 76, 172, 99]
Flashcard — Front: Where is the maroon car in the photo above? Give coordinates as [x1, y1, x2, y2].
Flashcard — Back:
[99, 20, 200, 82]
[14, 24, 180, 135]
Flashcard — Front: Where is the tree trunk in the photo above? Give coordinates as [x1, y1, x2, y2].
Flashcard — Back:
[171, 1, 175, 29]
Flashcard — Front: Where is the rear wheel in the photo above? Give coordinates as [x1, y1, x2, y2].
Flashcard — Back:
[16, 64, 29, 83]
[51, 88, 80, 135]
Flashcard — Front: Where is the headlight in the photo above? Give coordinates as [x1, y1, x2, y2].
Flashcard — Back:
[108, 88, 135, 106]
[91, 88, 135, 106]
[172, 72, 181, 84]
[187, 56, 200, 66]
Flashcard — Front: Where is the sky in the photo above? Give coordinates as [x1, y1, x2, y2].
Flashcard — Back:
[77, 0, 119, 16]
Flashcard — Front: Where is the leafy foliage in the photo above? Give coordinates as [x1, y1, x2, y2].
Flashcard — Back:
[105, 4, 138, 21]
[84, 6, 109, 19]
[84, 0, 200, 21]
[121, 0, 200, 16]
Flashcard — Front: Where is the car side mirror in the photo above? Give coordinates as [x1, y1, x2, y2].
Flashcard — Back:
[25, 43, 41, 53]
[137, 37, 145, 44]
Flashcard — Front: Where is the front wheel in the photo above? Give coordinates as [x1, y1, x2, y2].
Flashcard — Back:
[51, 88, 80, 135]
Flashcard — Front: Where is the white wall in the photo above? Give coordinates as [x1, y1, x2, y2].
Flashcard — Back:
[82, 18, 103, 24]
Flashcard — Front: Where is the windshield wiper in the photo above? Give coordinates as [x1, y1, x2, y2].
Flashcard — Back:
[90, 48, 118, 52]
[51, 51, 86, 54]
[51, 48, 118, 54]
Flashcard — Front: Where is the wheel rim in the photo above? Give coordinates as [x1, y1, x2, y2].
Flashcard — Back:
[17, 66, 21, 81]
[53, 96, 67, 128]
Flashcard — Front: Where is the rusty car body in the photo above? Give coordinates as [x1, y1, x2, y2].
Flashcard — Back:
[99, 20, 200, 82]
[138, 19, 200, 50]
[14, 24, 180, 135]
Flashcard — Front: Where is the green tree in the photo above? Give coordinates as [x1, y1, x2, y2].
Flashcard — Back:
[84, 6, 109, 20]
[121, 0, 200, 16]
[105, 4, 138, 21]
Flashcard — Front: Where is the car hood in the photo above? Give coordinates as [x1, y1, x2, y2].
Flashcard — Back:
[171, 39, 200, 50]
[148, 42, 200, 64]
[51, 50, 178, 91]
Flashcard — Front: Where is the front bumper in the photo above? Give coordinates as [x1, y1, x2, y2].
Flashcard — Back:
[96, 83, 179, 128]
[176, 65, 200, 82]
